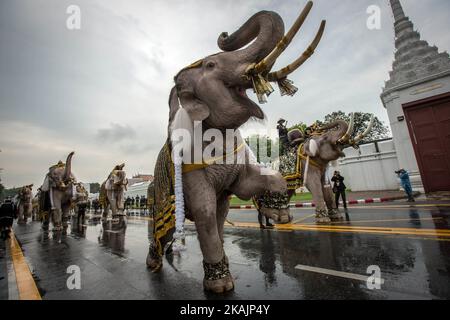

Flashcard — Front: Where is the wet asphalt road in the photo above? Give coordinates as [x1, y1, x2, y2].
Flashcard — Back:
[4, 203, 450, 300]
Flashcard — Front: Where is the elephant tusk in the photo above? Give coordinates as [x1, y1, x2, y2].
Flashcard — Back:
[252, 1, 314, 75]
[351, 114, 375, 144]
[338, 112, 355, 144]
[268, 19, 326, 81]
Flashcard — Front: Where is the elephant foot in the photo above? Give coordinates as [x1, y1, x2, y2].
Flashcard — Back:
[146, 243, 163, 272]
[204, 274, 234, 294]
[315, 209, 331, 224]
[203, 255, 234, 294]
[328, 209, 343, 221]
[52, 225, 63, 232]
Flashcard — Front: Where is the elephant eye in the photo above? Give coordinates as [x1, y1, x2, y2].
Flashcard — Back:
[206, 61, 215, 69]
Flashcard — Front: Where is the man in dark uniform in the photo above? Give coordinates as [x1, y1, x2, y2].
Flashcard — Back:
[0, 197, 16, 239]
[277, 118, 289, 156]
[332, 171, 347, 210]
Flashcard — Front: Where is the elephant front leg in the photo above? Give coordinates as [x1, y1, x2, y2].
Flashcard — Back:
[107, 191, 119, 218]
[18, 205, 26, 224]
[184, 171, 234, 294]
[306, 171, 330, 224]
[51, 205, 63, 232]
[116, 192, 125, 216]
[61, 206, 71, 234]
[323, 184, 342, 221]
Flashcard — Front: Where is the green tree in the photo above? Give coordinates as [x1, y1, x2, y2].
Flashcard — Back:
[322, 111, 390, 143]
[3, 187, 21, 199]
[0, 181, 4, 202]
[89, 183, 101, 194]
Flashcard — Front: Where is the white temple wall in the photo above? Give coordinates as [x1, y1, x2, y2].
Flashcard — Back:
[335, 140, 400, 191]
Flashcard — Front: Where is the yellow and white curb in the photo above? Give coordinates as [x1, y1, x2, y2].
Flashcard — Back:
[6, 231, 41, 300]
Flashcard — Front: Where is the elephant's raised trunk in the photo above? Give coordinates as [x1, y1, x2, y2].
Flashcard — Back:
[218, 11, 285, 65]
[64, 151, 75, 181]
[220, 1, 326, 103]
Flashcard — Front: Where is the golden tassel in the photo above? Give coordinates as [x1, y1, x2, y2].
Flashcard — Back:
[251, 73, 274, 104]
[277, 78, 298, 96]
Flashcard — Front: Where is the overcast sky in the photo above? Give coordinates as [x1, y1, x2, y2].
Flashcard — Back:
[1, 0, 449, 189]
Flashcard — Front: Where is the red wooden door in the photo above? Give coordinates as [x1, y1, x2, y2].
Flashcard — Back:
[403, 92, 450, 193]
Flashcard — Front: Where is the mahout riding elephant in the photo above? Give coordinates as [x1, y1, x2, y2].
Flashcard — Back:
[100, 164, 128, 219]
[39, 152, 77, 233]
[16, 184, 33, 224]
[256, 114, 374, 224]
[147, 2, 326, 293]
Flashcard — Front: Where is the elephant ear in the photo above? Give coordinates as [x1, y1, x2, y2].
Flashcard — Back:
[304, 139, 318, 157]
[168, 86, 210, 124]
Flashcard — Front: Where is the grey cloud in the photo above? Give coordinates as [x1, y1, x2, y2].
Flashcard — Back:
[96, 123, 137, 142]
[1, 0, 450, 188]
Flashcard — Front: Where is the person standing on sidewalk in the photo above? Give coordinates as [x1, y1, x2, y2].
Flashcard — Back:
[0, 197, 16, 240]
[332, 171, 347, 210]
[396, 169, 415, 202]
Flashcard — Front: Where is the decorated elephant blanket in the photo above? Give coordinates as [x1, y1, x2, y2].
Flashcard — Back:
[253, 144, 306, 210]
[279, 144, 306, 191]
[149, 141, 176, 258]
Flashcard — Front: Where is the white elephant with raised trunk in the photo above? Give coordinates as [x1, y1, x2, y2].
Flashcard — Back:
[100, 164, 128, 219]
[39, 152, 77, 233]
[255, 114, 374, 223]
[146, 1, 326, 293]
[16, 184, 33, 224]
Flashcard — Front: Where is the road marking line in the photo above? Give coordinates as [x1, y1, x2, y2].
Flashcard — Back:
[303, 217, 443, 226]
[228, 203, 450, 211]
[357, 204, 450, 209]
[288, 226, 450, 237]
[299, 224, 450, 233]
[295, 264, 385, 284]
[223, 221, 450, 237]
[292, 214, 315, 224]
[9, 232, 41, 300]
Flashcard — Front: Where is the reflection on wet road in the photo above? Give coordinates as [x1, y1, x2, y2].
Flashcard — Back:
[8, 204, 450, 300]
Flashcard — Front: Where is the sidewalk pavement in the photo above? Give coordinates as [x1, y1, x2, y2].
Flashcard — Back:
[230, 190, 422, 210]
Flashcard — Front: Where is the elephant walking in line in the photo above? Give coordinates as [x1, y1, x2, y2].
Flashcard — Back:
[39, 151, 77, 233]
[147, 2, 326, 293]
[256, 114, 374, 224]
[100, 164, 128, 219]
[73, 183, 89, 227]
[16, 184, 33, 224]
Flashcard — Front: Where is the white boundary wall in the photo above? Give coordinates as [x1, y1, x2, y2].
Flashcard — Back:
[334, 139, 400, 191]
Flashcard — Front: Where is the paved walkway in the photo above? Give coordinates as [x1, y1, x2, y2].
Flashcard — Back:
[2, 200, 450, 300]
